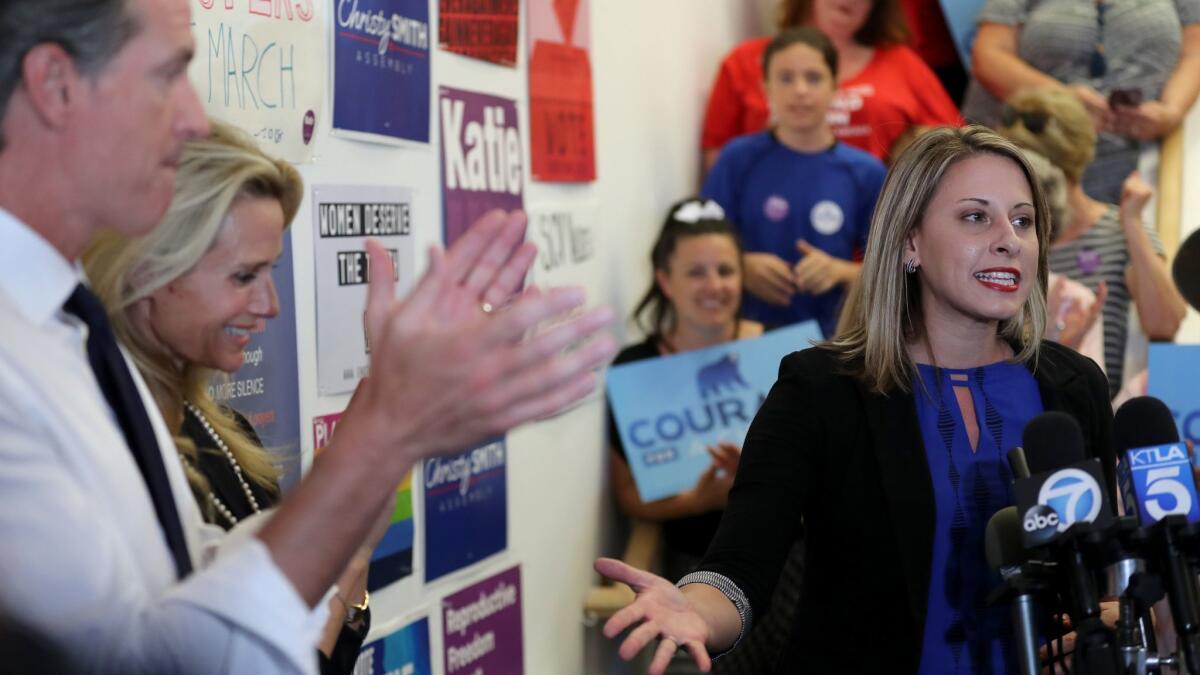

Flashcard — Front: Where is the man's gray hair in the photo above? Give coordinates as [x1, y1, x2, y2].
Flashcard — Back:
[0, 0, 140, 149]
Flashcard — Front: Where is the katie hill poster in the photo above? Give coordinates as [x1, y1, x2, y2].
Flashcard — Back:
[209, 233, 302, 489]
[439, 87, 524, 245]
[438, 0, 519, 67]
[333, 0, 432, 143]
[528, 0, 595, 182]
[311, 184, 415, 396]
[424, 438, 507, 582]
[188, 1, 325, 162]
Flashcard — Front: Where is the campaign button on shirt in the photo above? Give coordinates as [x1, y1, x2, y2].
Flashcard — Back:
[763, 195, 789, 222]
[1078, 248, 1102, 275]
[810, 200, 844, 235]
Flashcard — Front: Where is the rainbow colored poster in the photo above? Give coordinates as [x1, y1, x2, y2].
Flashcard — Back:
[312, 411, 415, 591]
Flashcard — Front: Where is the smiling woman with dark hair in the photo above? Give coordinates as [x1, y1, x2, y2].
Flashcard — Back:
[607, 197, 812, 674]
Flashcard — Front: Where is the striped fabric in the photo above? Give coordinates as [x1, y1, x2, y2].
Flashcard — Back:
[961, 0, 1200, 202]
[1048, 205, 1164, 397]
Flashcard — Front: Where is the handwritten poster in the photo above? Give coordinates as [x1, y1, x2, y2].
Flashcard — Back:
[424, 438, 507, 581]
[442, 566, 523, 675]
[439, 87, 524, 246]
[526, 204, 597, 288]
[188, 0, 325, 162]
[332, 0, 432, 143]
[528, 0, 595, 181]
[311, 184, 415, 395]
[313, 410, 417, 592]
[438, 0, 519, 67]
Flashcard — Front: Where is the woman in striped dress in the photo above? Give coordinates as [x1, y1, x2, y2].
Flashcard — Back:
[997, 87, 1187, 397]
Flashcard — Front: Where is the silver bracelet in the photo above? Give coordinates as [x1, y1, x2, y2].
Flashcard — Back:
[676, 570, 752, 656]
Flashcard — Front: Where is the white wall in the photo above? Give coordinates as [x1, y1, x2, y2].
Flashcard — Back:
[278, 2, 761, 672]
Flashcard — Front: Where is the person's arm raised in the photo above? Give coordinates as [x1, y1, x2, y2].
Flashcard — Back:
[259, 210, 617, 605]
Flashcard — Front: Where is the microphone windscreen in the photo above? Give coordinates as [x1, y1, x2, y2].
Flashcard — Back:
[985, 506, 1023, 571]
[1022, 411, 1085, 475]
[1174, 229, 1200, 313]
[1114, 396, 1180, 453]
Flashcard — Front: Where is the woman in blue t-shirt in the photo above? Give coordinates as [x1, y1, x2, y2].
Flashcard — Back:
[702, 27, 887, 337]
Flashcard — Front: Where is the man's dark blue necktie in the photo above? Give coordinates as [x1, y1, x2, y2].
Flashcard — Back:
[63, 284, 193, 578]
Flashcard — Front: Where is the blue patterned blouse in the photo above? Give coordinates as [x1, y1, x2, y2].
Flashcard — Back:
[914, 361, 1044, 675]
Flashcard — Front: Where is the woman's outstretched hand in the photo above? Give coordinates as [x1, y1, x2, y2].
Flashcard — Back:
[594, 557, 713, 674]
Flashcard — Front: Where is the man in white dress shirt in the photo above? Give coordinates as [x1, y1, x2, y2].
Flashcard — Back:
[0, 0, 615, 672]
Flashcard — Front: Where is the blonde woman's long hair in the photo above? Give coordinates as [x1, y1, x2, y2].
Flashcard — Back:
[828, 125, 1050, 394]
[83, 119, 302, 511]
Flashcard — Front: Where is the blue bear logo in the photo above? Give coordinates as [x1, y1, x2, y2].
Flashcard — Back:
[696, 353, 748, 398]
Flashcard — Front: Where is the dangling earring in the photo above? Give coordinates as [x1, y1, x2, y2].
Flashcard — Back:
[904, 259, 919, 274]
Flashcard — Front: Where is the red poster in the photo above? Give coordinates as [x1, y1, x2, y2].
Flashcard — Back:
[528, 0, 595, 182]
[438, 0, 519, 67]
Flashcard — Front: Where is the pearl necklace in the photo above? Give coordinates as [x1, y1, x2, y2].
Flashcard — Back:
[182, 401, 261, 527]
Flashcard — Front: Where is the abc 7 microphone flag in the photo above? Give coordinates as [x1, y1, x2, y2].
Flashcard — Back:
[1015, 462, 1112, 546]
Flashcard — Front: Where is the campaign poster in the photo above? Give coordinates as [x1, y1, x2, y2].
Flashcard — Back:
[439, 87, 524, 246]
[438, 0, 519, 67]
[332, 0, 432, 143]
[607, 322, 822, 502]
[208, 234, 301, 490]
[188, 0, 325, 162]
[356, 615, 433, 675]
[424, 438, 507, 582]
[526, 204, 597, 288]
[442, 566, 523, 675]
[526, 205, 599, 409]
[311, 184, 415, 396]
[313, 410, 416, 592]
[527, 0, 595, 182]
[1148, 344, 1200, 448]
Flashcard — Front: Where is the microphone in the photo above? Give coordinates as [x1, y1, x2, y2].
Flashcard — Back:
[986, 507, 1041, 675]
[1115, 396, 1200, 675]
[1173, 228, 1200, 313]
[1117, 396, 1199, 524]
[1016, 412, 1122, 672]
[1015, 412, 1114, 547]
[1008, 446, 1031, 482]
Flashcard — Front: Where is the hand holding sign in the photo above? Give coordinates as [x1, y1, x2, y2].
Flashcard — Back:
[687, 442, 741, 511]
[351, 209, 617, 463]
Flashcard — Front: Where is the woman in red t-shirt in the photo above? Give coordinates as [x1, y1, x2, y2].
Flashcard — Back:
[701, 0, 962, 169]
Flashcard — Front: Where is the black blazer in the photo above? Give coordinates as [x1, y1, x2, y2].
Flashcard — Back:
[699, 341, 1115, 673]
